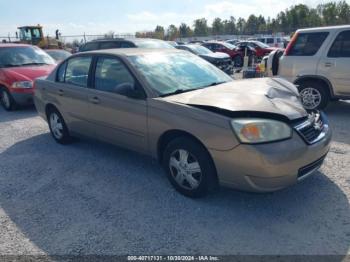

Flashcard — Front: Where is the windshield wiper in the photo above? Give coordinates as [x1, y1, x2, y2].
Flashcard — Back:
[0, 64, 21, 68]
[160, 88, 200, 97]
[201, 81, 227, 88]
[20, 62, 50, 66]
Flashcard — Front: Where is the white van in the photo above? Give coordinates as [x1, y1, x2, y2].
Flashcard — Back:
[256, 37, 285, 48]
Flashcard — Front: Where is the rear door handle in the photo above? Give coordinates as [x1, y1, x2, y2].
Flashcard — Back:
[58, 89, 64, 96]
[89, 96, 100, 104]
[324, 62, 333, 67]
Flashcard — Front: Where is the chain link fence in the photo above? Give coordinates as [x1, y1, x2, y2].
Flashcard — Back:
[0, 33, 136, 45]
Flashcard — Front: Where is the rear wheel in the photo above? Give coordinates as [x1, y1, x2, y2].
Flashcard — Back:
[162, 137, 217, 198]
[0, 88, 16, 111]
[47, 108, 72, 144]
[299, 81, 329, 110]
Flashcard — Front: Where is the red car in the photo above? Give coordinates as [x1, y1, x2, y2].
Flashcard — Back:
[0, 44, 56, 110]
[237, 41, 277, 58]
[201, 41, 244, 67]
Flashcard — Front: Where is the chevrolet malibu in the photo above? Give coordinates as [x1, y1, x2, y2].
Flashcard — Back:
[34, 49, 332, 198]
[0, 44, 56, 110]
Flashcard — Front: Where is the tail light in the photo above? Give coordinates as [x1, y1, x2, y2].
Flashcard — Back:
[284, 33, 298, 56]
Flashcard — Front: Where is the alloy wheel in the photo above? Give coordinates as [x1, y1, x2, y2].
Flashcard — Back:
[169, 149, 202, 190]
[300, 87, 322, 110]
[50, 112, 64, 139]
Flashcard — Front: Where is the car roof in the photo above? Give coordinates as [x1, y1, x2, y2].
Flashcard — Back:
[0, 43, 31, 48]
[297, 25, 350, 33]
[79, 48, 184, 57]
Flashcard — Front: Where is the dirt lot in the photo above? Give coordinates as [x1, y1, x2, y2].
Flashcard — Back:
[0, 101, 349, 257]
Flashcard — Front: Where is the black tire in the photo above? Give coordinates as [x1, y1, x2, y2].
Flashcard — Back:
[47, 108, 72, 145]
[233, 55, 243, 67]
[162, 137, 217, 198]
[0, 88, 17, 111]
[298, 81, 330, 110]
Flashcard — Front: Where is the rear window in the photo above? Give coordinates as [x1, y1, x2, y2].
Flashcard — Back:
[288, 32, 329, 56]
[99, 41, 120, 49]
[328, 30, 350, 58]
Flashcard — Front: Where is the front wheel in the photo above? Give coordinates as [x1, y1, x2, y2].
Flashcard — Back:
[0, 88, 16, 111]
[299, 81, 329, 110]
[162, 137, 217, 198]
[47, 108, 72, 144]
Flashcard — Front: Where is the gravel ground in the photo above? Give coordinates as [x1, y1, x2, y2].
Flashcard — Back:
[0, 101, 349, 257]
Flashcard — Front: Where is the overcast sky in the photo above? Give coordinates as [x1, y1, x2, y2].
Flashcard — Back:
[0, 0, 348, 37]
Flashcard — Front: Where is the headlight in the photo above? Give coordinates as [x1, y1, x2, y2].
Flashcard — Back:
[11, 81, 33, 89]
[231, 118, 292, 144]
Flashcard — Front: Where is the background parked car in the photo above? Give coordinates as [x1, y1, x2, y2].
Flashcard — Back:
[255, 36, 285, 48]
[201, 41, 244, 67]
[267, 25, 350, 110]
[0, 44, 56, 110]
[79, 38, 174, 52]
[45, 49, 72, 62]
[176, 44, 233, 75]
[237, 41, 277, 59]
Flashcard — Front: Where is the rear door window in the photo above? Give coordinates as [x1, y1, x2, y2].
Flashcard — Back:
[288, 32, 329, 56]
[328, 30, 350, 58]
[65, 56, 92, 87]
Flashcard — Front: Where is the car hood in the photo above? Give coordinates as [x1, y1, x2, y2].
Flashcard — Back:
[162, 77, 308, 121]
[200, 52, 230, 60]
[3, 65, 56, 81]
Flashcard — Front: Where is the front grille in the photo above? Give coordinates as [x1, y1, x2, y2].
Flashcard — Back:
[295, 112, 325, 144]
[298, 155, 326, 179]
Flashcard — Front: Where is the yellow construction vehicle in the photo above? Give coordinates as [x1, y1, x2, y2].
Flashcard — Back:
[17, 25, 63, 49]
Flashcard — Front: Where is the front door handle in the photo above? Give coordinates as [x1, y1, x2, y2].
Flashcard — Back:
[58, 89, 64, 96]
[89, 96, 100, 104]
[324, 62, 333, 67]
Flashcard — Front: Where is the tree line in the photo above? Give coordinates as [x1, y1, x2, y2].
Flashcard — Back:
[135, 1, 350, 40]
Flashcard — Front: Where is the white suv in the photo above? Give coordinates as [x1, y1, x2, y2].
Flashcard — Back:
[267, 25, 350, 110]
[256, 37, 285, 48]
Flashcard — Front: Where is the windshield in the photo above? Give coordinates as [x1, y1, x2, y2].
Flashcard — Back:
[128, 52, 233, 96]
[253, 41, 270, 48]
[136, 40, 174, 49]
[188, 45, 212, 55]
[0, 46, 55, 68]
[45, 50, 71, 61]
[221, 42, 236, 50]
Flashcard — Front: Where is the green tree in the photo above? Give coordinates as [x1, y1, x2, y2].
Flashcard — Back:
[212, 17, 224, 35]
[245, 15, 259, 34]
[236, 17, 246, 34]
[193, 18, 209, 36]
[154, 25, 165, 39]
[337, 1, 350, 24]
[167, 24, 178, 40]
[223, 16, 236, 35]
[179, 23, 193, 38]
